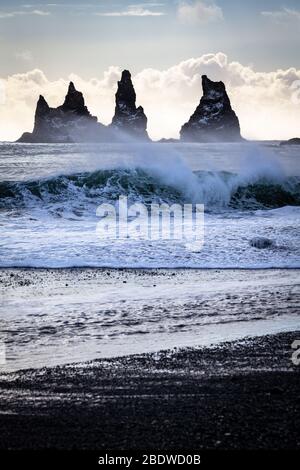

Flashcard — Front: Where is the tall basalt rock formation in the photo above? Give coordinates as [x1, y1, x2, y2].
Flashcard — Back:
[18, 82, 109, 143]
[180, 75, 242, 142]
[61, 81, 88, 113]
[110, 70, 149, 141]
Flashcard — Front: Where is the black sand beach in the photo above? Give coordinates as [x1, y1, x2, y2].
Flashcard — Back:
[0, 331, 299, 450]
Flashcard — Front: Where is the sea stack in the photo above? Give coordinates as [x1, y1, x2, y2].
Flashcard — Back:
[280, 137, 300, 146]
[18, 82, 108, 143]
[180, 75, 242, 142]
[110, 70, 149, 141]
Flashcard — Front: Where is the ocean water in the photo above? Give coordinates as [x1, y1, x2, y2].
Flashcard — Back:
[1, 141, 300, 370]
[0, 141, 300, 268]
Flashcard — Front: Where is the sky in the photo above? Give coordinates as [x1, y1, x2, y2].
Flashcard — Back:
[0, 0, 300, 140]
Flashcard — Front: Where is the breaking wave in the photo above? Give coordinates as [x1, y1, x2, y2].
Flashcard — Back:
[1, 168, 299, 214]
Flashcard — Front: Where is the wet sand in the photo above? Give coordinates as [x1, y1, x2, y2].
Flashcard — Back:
[1, 268, 299, 371]
[0, 331, 299, 450]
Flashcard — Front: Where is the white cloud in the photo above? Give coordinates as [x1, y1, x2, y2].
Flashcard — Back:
[261, 8, 300, 23]
[96, 6, 165, 17]
[0, 9, 50, 19]
[23, 3, 102, 9]
[128, 3, 165, 7]
[1, 53, 300, 142]
[31, 9, 51, 16]
[178, 0, 223, 24]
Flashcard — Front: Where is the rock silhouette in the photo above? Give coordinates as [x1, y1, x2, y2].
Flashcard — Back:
[17, 73, 243, 143]
[180, 75, 242, 142]
[17, 73, 149, 143]
[18, 82, 108, 143]
[280, 138, 300, 146]
[110, 70, 149, 140]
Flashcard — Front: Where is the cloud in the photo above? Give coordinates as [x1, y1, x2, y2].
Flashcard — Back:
[1, 53, 300, 142]
[22, 3, 106, 9]
[96, 7, 165, 17]
[261, 8, 300, 23]
[0, 9, 50, 19]
[128, 3, 165, 7]
[178, 0, 223, 24]
[31, 9, 50, 16]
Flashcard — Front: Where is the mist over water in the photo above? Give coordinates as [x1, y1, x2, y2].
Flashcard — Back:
[0, 141, 300, 268]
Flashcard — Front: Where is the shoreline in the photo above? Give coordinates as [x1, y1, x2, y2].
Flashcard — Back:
[1, 268, 299, 371]
[1, 266, 300, 270]
[0, 331, 299, 450]
[1, 268, 299, 449]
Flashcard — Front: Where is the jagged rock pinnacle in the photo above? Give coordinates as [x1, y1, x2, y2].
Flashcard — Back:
[61, 81, 88, 114]
[68, 81, 76, 93]
[36, 95, 50, 113]
[180, 75, 242, 142]
[18, 82, 107, 143]
[111, 69, 149, 141]
[115, 70, 136, 110]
